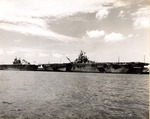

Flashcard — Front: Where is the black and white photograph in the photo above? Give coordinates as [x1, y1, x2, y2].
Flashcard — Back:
[0, 0, 149, 119]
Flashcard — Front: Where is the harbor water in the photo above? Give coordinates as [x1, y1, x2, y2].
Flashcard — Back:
[0, 71, 149, 119]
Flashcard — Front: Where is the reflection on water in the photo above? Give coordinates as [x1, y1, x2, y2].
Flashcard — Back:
[0, 71, 149, 119]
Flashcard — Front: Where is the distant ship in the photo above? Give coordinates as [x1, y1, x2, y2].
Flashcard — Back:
[0, 58, 38, 71]
[42, 51, 149, 74]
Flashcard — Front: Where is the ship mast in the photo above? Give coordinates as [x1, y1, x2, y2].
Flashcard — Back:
[118, 56, 120, 63]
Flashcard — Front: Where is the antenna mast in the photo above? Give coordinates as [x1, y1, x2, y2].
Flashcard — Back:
[118, 56, 120, 63]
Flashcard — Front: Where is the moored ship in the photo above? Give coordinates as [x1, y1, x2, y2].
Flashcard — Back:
[42, 51, 149, 74]
[0, 58, 38, 71]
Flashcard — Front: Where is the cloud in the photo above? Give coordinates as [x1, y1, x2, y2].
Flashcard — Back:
[0, 0, 129, 24]
[38, 53, 49, 57]
[0, 47, 42, 54]
[113, 1, 127, 7]
[0, 49, 17, 55]
[24, 52, 37, 58]
[104, 32, 125, 42]
[14, 39, 23, 43]
[96, 7, 110, 20]
[0, 49, 16, 57]
[86, 30, 105, 38]
[95, 0, 128, 20]
[5, 50, 17, 55]
[118, 10, 131, 20]
[0, 47, 50, 59]
[52, 53, 62, 58]
[0, 23, 78, 42]
[0, 23, 54, 37]
[128, 34, 133, 38]
[0, 0, 130, 40]
[135, 34, 139, 37]
[0, 50, 4, 55]
[0, 0, 118, 20]
[131, 6, 149, 29]
[0, 0, 131, 25]
[118, 10, 126, 19]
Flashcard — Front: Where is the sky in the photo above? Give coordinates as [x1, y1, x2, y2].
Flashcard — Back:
[0, 0, 149, 64]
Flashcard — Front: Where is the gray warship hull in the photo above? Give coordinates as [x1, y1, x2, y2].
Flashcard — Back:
[96, 62, 149, 74]
[0, 58, 38, 71]
[0, 64, 38, 71]
[42, 62, 149, 74]
[42, 50, 149, 74]
[42, 63, 72, 72]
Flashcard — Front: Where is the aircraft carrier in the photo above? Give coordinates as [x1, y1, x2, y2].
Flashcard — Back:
[0, 58, 38, 71]
[42, 51, 149, 74]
